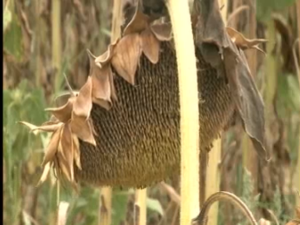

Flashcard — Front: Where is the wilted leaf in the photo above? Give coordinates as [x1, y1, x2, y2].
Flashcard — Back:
[20, 121, 63, 135]
[56, 149, 72, 182]
[72, 135, 81, 170]
[111, 34, 141, 85]
[141, 29, 160, 64]
[70, 113, 96, 146]
[60, 124, 73, 163]
[55, 92, 78, 107]
[94, 42, 116, 65]
[226, 27, 267, 53]
[73, 76, 93, 118]
[45, 98, 75, 123]
[123, 9, 150, 35]
[194, 0, 268, 160]
[150, 22, 173, 41]
[223, 46, 268, 160]
[88, 50, 115, 104]
[42, 126, 62, 167]
[37, 162, 51, 186]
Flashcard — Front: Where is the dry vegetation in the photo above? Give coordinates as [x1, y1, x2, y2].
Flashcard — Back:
[3, 0, 300, 224]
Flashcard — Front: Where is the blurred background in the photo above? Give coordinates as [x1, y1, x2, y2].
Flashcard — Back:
[3, 0, 300, 224]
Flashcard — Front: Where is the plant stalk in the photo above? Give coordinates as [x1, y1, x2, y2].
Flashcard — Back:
[166, 0, 200, 224]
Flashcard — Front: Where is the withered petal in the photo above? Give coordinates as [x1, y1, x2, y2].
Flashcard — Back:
[73, 76, 93, 118]
[55, 92, 78, 107]
[70, 113, 96, 146]
[123, 9, 150, 35]
[141, 29, 160, 64]
[91, 64, 113, 102]
[60, 124, 73, 161]
[56, 150, 73, 182]
[226, 27, 267, 52]
[37, 162, 51, 186]
[19, 121, 43, 135]
[150, 22, 173, 41]
[111, 34, 141, 85]
[72, 135, 82, 170]
[109, 72, 117, 101]
[41, 126, 63, 167]
[72, 136, 81, 170]
[45, 98, 75, 123]
[94, 43, 116, 65]
[92, 98, 111, 110]
[41, 115, 60, 126]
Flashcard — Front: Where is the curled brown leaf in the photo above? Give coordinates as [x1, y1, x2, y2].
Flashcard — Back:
[73, 76, 93, 118]
[20, 121, 62, 135]
[150, 22, 173, 41]
[42, 126, 63, 167]
[70, 113, 96, 146]
[140, 29, 160, 64]
[123, 9, 150, 35]
[37, 162, 51, 186]
[226, 27, 267, 53]
[45, 98, 75, 123]
[111, 33, 141, 85]
[72, 135, 81, 170]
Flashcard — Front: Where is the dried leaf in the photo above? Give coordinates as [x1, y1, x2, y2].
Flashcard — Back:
[55, 92, 78, 107]
[141, 29, 160, 64]
[19, 121, 42, 135]
[37, 162, 51, 186]
[92, 98, 111, 110]
[111, 34, 141, 85]
[56, 149, 72, 182]
[70, 113, 96, 146]
[194, 0, 268, 161]
[42, 126, 62, 167]
[109, 72, 117, 101]
[60, 124, 73, 164]
[73, 76, 93, 118]
[45, 99, 74, 123]
[123, 9, 150, 35]
[94, 42, 116, 65]
[226, 27, 267, 53]
[88, 50, 114, 104]
[20, 121, 63, 134]
[72, 135, 81, 170]
[150, 22, 173, 41]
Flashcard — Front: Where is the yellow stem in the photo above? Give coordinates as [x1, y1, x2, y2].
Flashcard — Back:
[135, 188, 147, 225]
[166, 0, 200, 224]
[99, 187, 112, 225]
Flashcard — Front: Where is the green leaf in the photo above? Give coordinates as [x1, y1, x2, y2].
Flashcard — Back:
[146, 198, 164, 216]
